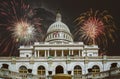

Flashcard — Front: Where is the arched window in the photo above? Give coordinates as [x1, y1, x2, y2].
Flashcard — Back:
[64, 34, 65, 38]
[92, 65, 100, 74]
[19, 66, 28, 73]
[74, 65, 82, 76]
[37, 66, 45, 75]
[55, 65, 64, 74]
[49, 34, 51, 38]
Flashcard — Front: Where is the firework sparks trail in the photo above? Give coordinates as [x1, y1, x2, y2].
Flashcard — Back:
[74, 9, 117, 48]
[0, 0, 42, 56]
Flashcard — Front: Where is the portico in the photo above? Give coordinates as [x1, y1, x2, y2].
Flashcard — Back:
[34, 47, 83, 57]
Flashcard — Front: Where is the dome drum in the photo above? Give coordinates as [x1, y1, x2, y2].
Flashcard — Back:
[45, 31, 73, 43]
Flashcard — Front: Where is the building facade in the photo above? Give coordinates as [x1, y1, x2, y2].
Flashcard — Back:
[0, 13, 120, 78]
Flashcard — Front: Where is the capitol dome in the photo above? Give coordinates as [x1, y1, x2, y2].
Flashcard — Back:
[45, 12, 73, 43]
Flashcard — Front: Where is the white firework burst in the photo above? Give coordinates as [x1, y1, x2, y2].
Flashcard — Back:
[12, 20, 36, 42]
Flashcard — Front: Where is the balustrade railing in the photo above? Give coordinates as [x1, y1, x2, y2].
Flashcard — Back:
[0, 67, 120, 79]
[0, 68, 39, 79]
[0, 56, 120, 61]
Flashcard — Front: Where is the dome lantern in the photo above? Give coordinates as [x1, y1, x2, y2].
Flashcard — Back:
[56, 12, 61, 22]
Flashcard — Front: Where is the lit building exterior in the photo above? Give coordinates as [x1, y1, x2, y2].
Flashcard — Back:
[0, 13, 120, 79]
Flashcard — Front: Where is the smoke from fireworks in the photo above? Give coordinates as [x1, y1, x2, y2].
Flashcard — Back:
[0, 0, 42, 56]
[74, 9, 117, 48]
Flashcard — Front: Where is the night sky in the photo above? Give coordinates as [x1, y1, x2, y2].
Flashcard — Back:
[0, 0, 120, 56]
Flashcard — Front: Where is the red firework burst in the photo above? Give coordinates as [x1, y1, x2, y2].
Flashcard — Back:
[81, 17, 104, 44]
[74, 9, 117, 47]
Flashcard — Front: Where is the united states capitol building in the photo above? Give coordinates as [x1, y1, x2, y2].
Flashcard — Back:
[0, 13, 120, 79]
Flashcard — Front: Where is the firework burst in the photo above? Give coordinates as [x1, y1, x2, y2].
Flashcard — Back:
[12, 20, 36, 42]
[74, 9, 117, 48]
[0, 0, 42, 56]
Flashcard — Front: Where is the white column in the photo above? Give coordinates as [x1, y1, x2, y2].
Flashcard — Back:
[72, 50, 73, 55]
[62, 50, 64, 56]
[45, 50, 46, 57]
[79, 50, 80, 57]
[34, 50, 37, 57]
[69, 50, 70, 56]
[38, 50, 40, 57]
[84, 64, 88, 74]
[54, 50, 57, 57]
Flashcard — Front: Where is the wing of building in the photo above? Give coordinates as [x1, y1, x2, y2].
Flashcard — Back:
[0, 12, 120, 79]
